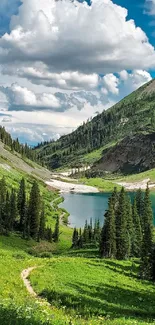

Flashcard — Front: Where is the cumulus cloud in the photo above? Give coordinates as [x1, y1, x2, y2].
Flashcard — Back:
[0, 0, 155, 76]
[119, 70, 152, 92]
[102, 74, 120, 95]
[2, 64, 99, 90]
[0, 83, 61, 111]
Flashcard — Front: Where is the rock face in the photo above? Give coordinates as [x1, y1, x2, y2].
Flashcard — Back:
[93, 133, 155, 174]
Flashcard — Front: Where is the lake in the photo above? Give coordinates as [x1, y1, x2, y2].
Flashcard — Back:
[59, 192, 155, 228]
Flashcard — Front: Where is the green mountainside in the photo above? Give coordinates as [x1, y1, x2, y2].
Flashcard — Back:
[35, 79, 155, 172]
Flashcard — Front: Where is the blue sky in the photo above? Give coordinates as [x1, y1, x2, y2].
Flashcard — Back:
[0, 0, 155, 145]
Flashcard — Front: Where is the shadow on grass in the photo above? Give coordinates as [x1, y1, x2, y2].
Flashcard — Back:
[85, 259, 139, 279]
[0, 305, 43, 325]
[40, 280, 155, 321]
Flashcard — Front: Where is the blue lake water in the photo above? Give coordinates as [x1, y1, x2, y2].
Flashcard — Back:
[59, 192, 155, 228]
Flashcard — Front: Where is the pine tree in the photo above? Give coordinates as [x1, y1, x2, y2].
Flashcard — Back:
[132, 198, 142, 257]
[116, 188, 130, 260]
[38, 205, 46, 241]
[135, 189, 144, 230]
[4, 191, 10, 235]
[100, 198, 116, 258]
[18, 178, 26, 231]
[140, 184, 153, 278]
[10, 189, 18, 231]
[53, 216, 60, 242]
[142, 184, 153, 256]
[29, 181, 41, 239]
[72, 228, 79, 248]
[78, 228, 83, 248]
[126, 195, 133, 256]
[83, 220, 89, 243]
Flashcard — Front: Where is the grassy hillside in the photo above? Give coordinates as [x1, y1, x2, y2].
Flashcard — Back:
[35, 79, 155, 170]
[1, 233, 155, 325]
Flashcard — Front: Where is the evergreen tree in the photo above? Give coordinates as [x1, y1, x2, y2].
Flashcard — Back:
[72, 228, 79, 248]
[4, 191, 10, 235]
[83, 220, 89, 243]
[100, 198, 116, 258]
[132, 198, 142, 257]
[78, 228, 83, 248]
[38, 205, 46, 241]
[135, 189, 144, 230]
[18, 178, 26, 231]
[29, 181, 41, 239]
[53, 216, 60, 242]
[10, 189, 18, 231]
[126, 195, 133, 255]
[140, 184, 153, 278]
[116, 188, 130, 260]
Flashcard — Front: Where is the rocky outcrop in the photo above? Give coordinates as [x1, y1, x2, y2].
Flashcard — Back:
[93, 133, 155, 174]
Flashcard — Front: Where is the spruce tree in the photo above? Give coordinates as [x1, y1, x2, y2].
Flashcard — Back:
[10, 189, 18, 231]
[132, 198, 142, 257]
[4, 191, 10, 235]
[78, 228, 83, 248]
[100, 198, 116, 258]
[116, 187, 130, 260]
[18, 178, 26, 231]
[53, 216, 60, 242]
[141, 184, 153, 278]
[83, 220, 89, 243]
[72, 228, 79, 248]
[38, 205, 46, 241]
[135, 189, 144, 230]
[29, 181, 41, 239]
[126, 195, 133, 256]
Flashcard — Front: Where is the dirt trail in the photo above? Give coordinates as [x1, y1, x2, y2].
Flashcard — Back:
[21, 267, 37, 297]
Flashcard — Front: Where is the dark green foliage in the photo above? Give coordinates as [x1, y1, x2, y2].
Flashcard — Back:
[53, 216, 60, 242]
[38, 206, 46, 241]
[140, 184, 154, 279]
[135, 189, 144, 230]
[10, 189, 18, 231]
[29, 181, 41, 240]
[18, 178, 26, 231]
[132, 199, 142, 257]
[0, 176, 52, 243]
[116, 188, 130, 260]
[100, 198, 116, 258]
[72, 228, 79, 248]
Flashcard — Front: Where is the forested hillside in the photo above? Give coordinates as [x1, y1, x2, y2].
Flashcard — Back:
[35, 79, 155, 170]
[0, 126, 38, 163]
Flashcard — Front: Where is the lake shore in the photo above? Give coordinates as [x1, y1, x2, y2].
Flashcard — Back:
[46, 178, 99, 193]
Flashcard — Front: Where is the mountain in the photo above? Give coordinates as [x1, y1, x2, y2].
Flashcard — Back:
[35, 79, 155, 173]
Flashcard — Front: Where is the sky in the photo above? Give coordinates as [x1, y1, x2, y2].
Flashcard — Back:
[1, 0, 155, 145]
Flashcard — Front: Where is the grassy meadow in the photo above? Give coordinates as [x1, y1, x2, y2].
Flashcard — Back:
[1, 158, 155, 325]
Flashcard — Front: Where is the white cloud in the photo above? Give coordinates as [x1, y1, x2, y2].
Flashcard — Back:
[102, 74, 119, 95]
[119, 69, 152, 91]
[2, 64, 99, 90]
[0, 0, 155, 77]
[1, 83, 61, 110]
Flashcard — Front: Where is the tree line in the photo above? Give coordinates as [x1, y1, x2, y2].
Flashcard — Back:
[72, 186, 155, 280]
[72, 218, 101, 249]
[0, 126, 39, 163]
[0, 177, 59, 243]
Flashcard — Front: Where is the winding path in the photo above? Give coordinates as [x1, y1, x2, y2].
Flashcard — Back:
[21, 267, 37, 297]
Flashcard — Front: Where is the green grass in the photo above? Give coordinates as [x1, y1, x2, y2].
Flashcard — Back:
[30, 255, 155, 325]
[118, 168, 155, 183]
[82, 141, 117, 164]
[80, 177, 121, 192]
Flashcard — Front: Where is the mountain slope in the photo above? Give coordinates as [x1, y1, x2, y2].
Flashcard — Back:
[93, 133, 155, 174]
[35, 79, 155, 171]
